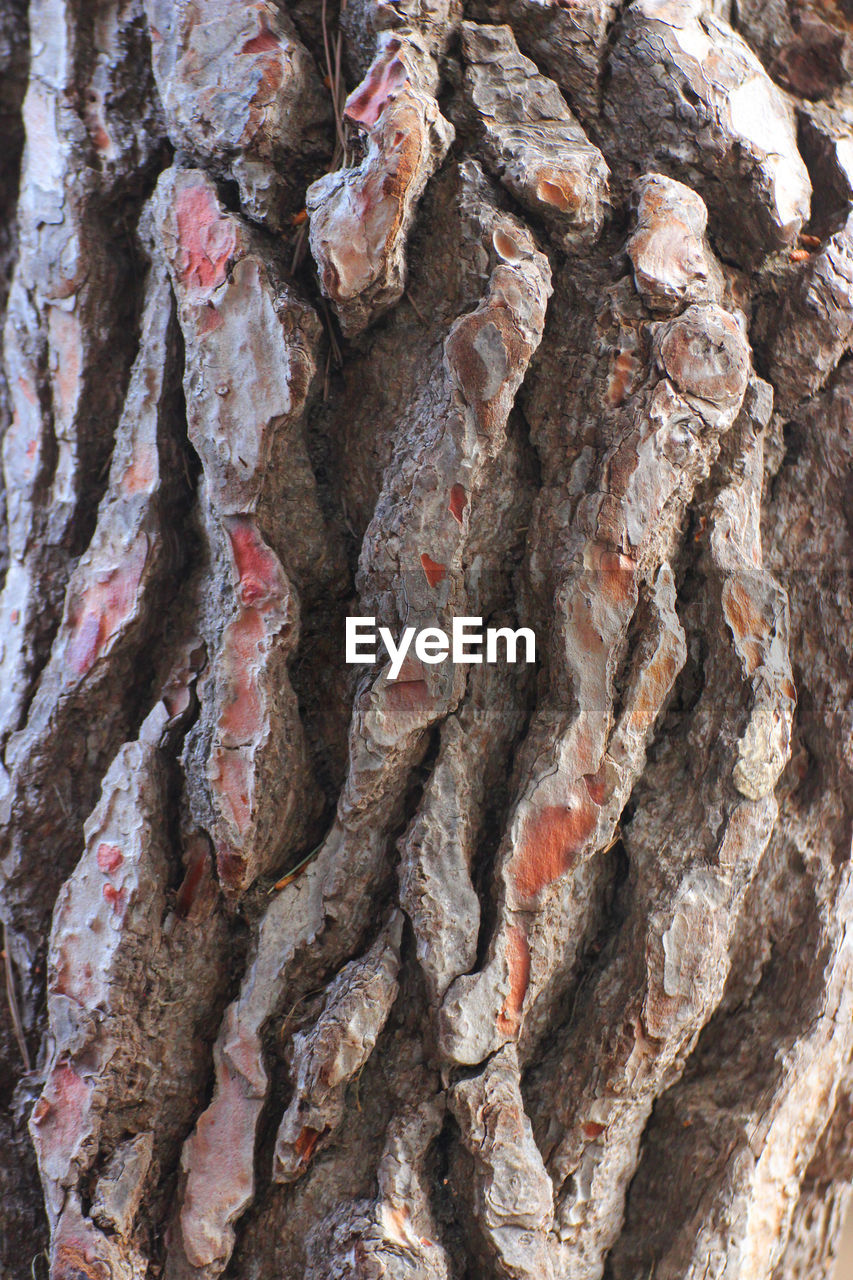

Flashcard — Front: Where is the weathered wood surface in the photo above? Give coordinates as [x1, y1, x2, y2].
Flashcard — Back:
[0, 0, 851, 1277]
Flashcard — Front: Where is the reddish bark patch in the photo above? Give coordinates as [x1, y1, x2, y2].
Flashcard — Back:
[176, 843, 211, 919]
[384, 678, 429, 713]
[449, 484, 467, 524]
[121, 445, 157, 495]
[420, 553, 446, 588]
[583, 1121, 606, 1139]
[218, 614, 265, 742]
[497, 926, 530, 1036]
[32, 1062, 90, 1160]
[512, 791, 599, 901]
[54, 1244, 104, 1280]
[226, 517, 284, 607]
[583, 765, 609, 807]
[345, 47, 408, 128]
[96, 843, 123, 874]
[102, 884, 126, 916]
[174, 183, 237, 294]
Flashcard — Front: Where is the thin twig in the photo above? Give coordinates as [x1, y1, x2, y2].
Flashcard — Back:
[406, 290, 427, 323]
[291, 221, 309, 274]
[3, 923, 31, 1072]
[271, 842, 323, 892]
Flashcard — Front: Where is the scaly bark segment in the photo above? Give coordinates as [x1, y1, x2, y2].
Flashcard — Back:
[30, 695, 230, 1280]
[439, 175, 750, 1070]
[156, 167, 327, 893]
[0, 0, 162, 756]
[460, 22, 609, 251]
[273, 915, 403, 1183]
[307, 33, 454, 334]
[451, 1044, 556, 1280]
[525, 379, 794, 1279]
[304, 1099, 451, 1279]
[0, 244, 183, 1006]
[765, 209, 853, 410]
[398, 655, 528, 1006]
[604, 0, 812, 262]
[145, 0, 330, 226]
[463, 0, 621, 125]
[169, 163, 550, 1277]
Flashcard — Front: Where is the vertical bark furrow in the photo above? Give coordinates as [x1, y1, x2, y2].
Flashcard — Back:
[0, 238, 185, 1011]
[307, 33, 454, 335]
[0, 0, 165, 754]
[167, 164, 550, 1277]
[156, 166, 332, 895]
[438, 174, 750, 1071]
[522, 379, 793, 1280]
[602, 0, 812, 262]
[144, 0, 331, 229]
[458, 22, 610, 253]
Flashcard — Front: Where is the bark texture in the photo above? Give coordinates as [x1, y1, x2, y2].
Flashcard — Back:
[0, 0, 852, 1278]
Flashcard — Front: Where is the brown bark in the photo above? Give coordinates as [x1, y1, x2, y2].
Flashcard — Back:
[0, 0, 852, 1277]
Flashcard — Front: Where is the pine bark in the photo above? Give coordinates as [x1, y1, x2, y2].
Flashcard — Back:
[1, 1, 852, 1277]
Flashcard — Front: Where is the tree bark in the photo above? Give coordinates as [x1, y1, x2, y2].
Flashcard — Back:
[1, 0, 852, 1277]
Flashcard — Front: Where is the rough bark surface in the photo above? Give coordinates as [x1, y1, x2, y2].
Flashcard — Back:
[0, 1, 852, 1278]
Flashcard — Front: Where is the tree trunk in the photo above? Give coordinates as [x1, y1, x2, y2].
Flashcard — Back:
[1, 0, 852, 1276]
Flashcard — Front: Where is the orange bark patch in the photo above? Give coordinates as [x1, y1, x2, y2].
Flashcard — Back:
[497, 926, 530, 1035]
[96, 843, 123, 874]
[605, 350, 640, 407]
[241, 30, 279, 55]
[449, 483, 467, 524]
[174, 183, 237, 294]
[295, 1125, 322, 1164]
[723, 580, 767, 644]
[583, 764, 609, 807]
[534, 168, 580, 212]
[628, 643, 680, 736]
[512, 790, 599, 901]
[420, 553, 446, 588]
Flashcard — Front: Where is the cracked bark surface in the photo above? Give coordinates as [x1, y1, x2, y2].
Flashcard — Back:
[1, 1, 852, 1279]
